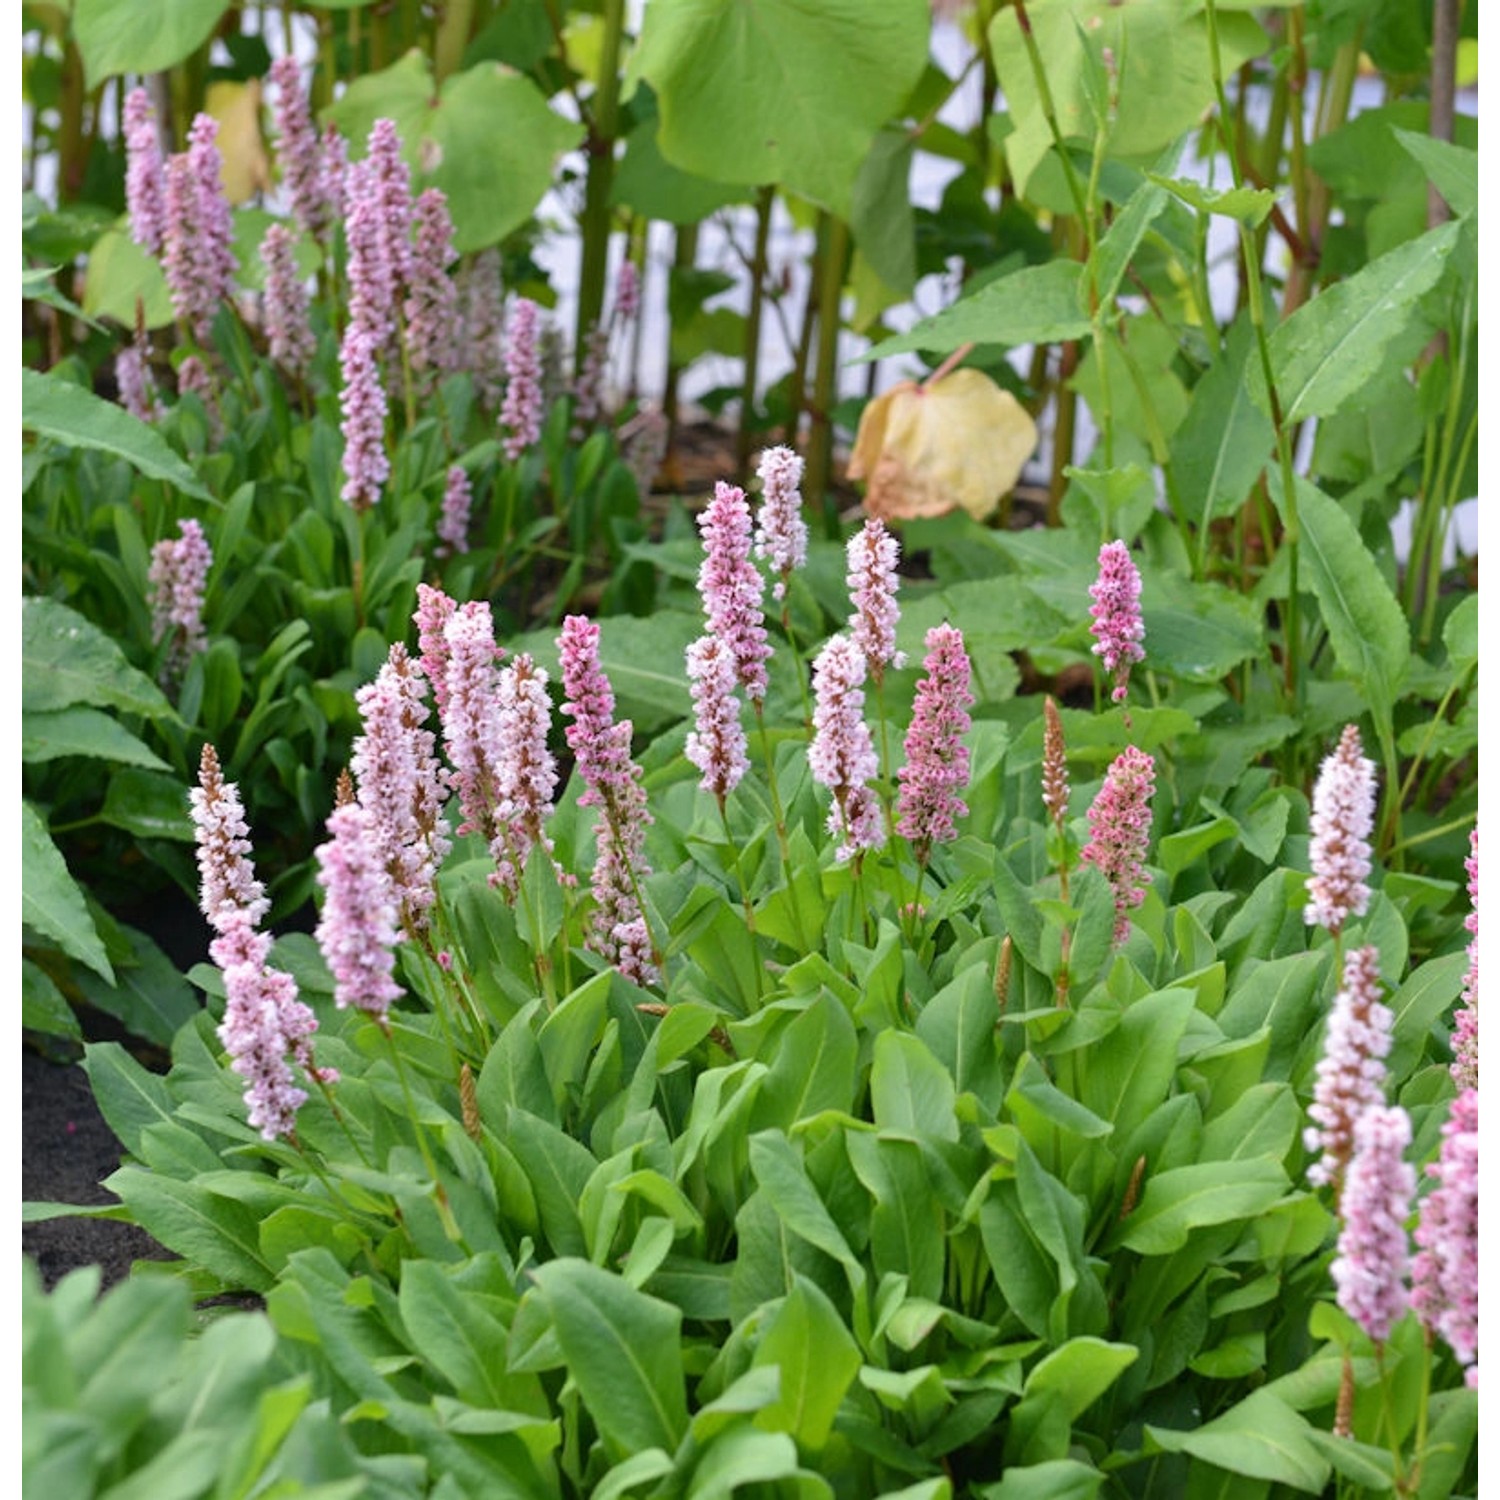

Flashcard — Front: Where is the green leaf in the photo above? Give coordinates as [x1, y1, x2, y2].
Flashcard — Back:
[633, 0, 930, 218]
[326, 54, 582, 254]
[1255, 221, 1460, 424]
[1391, 129, 1477, 219]
[398, 1260, 514, 1408]
[22, 707, 169, 770]
[1147, 176, 1276, 226]
[1386, 950, 1466, 1082]
[74, 924, 198, 1048]
[1273, 477, 1410, 719]
[23, 367, 212, 499]
[1442, 594, 1477, 673]
[1170, 316, 1277, 532]
[1080, 988, 1194, 1142]
[752, 993, 859, 1132]
[531, 1259, 689, 1461]
[1147, 1389, 1330, 1493]
[990, 0, 1267, 196]
[1022, 1337, 1137, 1420]
[851, 129, 917, 298]
[99, 768, 195, 841]
[870, 1031, 959, 1143]
[72, 0, 232, 86]
[83, 1041, 178, 1157]
[862, 260, 1091, 361]
[21, 802, 112, 982]
[22, 598, 173, 718]
[614, 111, 747, 224]
[751, 1277, 861, 1450]
[1112, 1160, 1290, 1254]
[977, 1459, 1104, 1500]
[22, 959, 81, 1040]
[82, 225, 174, 330]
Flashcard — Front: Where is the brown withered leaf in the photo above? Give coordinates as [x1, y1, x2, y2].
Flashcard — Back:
[205, 79, 271, 205]
[848, 368, 1037, 522]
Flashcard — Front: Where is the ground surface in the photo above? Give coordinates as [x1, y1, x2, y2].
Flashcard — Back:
[22, 1046, 173, 1290]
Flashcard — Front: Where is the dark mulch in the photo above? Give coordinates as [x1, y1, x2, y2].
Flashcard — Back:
[22, 1046, 175, 1291]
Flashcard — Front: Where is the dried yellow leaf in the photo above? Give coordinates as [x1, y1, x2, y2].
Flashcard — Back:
[848, 368, 1037, 522]
[204, 79, 271, 205]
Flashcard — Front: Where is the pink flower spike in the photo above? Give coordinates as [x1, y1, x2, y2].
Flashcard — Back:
[897, 624, 973, 862]
[1411, 1088, 1478, 1378]
[615, 258, 640, 323]
[190, 744, 269, 933]
[117, 339, 162, 424]
[405, 187, 459, 390]
[338, 323, 389, 511]
[559, 616, 656, 978]
[1304, 946, 1392, 1192]
[439, 601, 506, 845]
[436, 465, 473, 558]
[491, 653, 559, 899]
[460, 249, 506, 412]
[686, 634, 750, 804]
[123, 87, 166, 255]
[1452, 823, 1477, 1089]
[1304, 724, 1377, 935]
[501, 297, 544, 461]
[163, 115, 238, 340]
[1331, 1104, 1415, 1345]
[413, 584, 458, 714]
[269, 58, 329, 243]
[697, 481, 772, 701]
[1089, 540, 1145, 704]
[809, 634, 885, 862]
[351, 643, 450, 932]
[148, 518, 213, 681]
[315, 802, 404, 1021]
[847, 517, 905, 684]
[1079, 744, 1155, 945]
[754, 446, 808, 603]
[261, 222, 314, 377]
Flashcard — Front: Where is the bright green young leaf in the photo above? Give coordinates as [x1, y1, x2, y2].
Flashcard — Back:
[531, 1259, 689, 1461]
[21, 802, 112, 982]
[1255, 220, 1460, 424]
[870, 1031, 959, 1143]
[72, 0, 232, 87]
[1147, 175, 1277, 225]
[22, 367, 212, 500]
[632, 0, 929, 218]
[398, 1260, 514, 1408]
[1147, 1389, 1330, 1493]
[977, 1458, 1104, 1500]
[851, 129, 917, 298]
[688, 1426, 806, 1499]
[1273, 477, 1410, 720]
[1112, 1160, 1290, 1255]
[613, 113, 747, 224]
[751, 1277, 861, 1450]
[862, 260, 1091, 361]
[1022, 1337, 1138, 1419]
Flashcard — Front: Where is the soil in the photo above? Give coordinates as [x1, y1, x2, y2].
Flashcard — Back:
[22, 1046, 175, 1291]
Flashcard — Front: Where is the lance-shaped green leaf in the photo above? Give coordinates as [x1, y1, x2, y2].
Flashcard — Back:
[1254, 220, 1459, 424]
[1391, 129, 1477, 219]
[22, 707, 168, 771]
[530, 1259, 689, 1461]
[21, 803, 112, 982]
[1109, 1159, 1290, 1254]
[751, 1276, 861, 1450]
[22, 599, 173, 720]
[632, 0, 929, 218]
[1271, 476, 1410, 721]
[1146, 1389, 1330, 1493]
[862, 260, 1092, 361]
[23, 367, 211, 500]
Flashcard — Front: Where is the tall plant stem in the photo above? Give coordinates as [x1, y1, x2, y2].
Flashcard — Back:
[1205, 0, 1303, 712]
[719, 799, 763, 1001]
[787, 222, 822, 455]
[575, 0, 627, 366]
[433, 0, 474, 83]
[662, 223, 699, 456]
[1049, 343, 1079, 524]
[735, 187, 775, 483]
[804, 217, 850, 517]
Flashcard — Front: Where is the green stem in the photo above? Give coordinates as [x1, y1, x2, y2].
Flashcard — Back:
[433, 0, 474, 83]
[735, 187, 775, 484]
[574, 0, 627, 365]
[804, 217, 850, 515]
